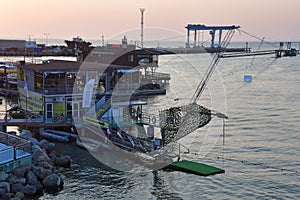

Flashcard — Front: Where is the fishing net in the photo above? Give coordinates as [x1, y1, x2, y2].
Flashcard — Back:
[159, 103, 211, 145]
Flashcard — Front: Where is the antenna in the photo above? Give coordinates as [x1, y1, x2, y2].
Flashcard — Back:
[140, 8, 145, 48]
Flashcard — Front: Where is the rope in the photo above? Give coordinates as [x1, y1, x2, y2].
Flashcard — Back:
[238, 29, 278, 48]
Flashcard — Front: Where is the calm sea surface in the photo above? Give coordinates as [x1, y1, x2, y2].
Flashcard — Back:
[1, 41, 299, 199]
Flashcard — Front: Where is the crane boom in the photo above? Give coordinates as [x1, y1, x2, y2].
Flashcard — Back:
[190, 29, 236, 103]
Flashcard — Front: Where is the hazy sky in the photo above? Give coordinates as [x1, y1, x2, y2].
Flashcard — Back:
[1, 0, 300, 42]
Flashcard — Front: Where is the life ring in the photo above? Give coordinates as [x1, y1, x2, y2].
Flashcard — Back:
[152, 116, 156, 124]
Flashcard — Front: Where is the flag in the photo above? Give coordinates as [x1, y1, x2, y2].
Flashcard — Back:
[82, 79, 95, 108]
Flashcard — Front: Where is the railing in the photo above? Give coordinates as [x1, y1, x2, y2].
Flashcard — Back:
[142, 71, 171, 80]
[0, 132, 32, 164]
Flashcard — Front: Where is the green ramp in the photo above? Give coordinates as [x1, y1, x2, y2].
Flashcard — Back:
[167, 160, 225, 176]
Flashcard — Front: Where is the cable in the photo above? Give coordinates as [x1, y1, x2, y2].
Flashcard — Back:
[238, 29, 278, 48]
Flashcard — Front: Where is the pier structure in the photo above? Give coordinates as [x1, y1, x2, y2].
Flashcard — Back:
[185, 24, 240, 48]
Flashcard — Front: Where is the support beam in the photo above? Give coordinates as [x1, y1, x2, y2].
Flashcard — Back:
[194, 30, 197, 47]
[210, 30, 215, 48]
[218, 30, 223, 47]
[186, 29, 190, 48]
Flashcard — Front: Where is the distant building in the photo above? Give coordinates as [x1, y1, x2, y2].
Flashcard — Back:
[0, 39, 25, 51]
[0, 39, 38, 52]
[25, 41, 37, 49]
[16, 45, 167, 126]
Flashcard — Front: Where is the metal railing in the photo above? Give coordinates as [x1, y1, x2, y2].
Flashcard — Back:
[0, 132, 32, 164]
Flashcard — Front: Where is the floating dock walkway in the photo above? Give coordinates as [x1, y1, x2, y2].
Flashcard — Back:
[167, 160, 225, 176]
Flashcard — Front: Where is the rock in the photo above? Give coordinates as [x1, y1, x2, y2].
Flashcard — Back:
[32, 150, 50, 162]
[0, 188, 9, 200]
[55, 156, 71, 168]
[12, 167, 25, 178]
[42, 174, 63, 193]
[39, 139, 49, 150]
[10, 198, 21, 200]
[48, 151, 57, 162]
[31, 144, 42, 151]
[28, 137, 39, 145]
[37, 161, 54, 172]
[32, 181, 43, 195]
[26, 171, 43, 195]
[16, 178, 26, 185]
[6, 192, 15, 199]
[21, 184, 37, 197]
[14, 192, 25, 200]
[0, 172, 9, 181]
[20, 130, 32, 140]
[10, 182, 24, 193]
[32, 165, 52, 180]
[47, 142, 56, 152]
[0, 181, 10, 193]
[26, 171, 38, 185]
[7, 174, 18, 185]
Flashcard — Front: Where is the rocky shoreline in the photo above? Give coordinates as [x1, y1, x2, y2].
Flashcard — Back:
[0, 138, 71, 199]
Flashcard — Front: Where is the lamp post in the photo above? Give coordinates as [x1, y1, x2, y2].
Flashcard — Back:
[140, 8, 145, 49]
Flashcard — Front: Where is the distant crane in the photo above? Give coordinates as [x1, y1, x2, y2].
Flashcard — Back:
[185, 24, 240, 48]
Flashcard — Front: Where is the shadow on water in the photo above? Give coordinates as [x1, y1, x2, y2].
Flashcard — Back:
[151, 170, 183, 200]
[51, 142, 184, 199]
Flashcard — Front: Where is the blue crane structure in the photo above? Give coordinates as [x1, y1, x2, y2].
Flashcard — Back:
[185, 24, 240, 48]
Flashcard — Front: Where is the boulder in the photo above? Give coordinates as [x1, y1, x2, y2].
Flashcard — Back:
[28, 137, 39, 145]
[20, 130, 32, 140]
[26, 171, 38, 185]
[0, 188, 9, 200]
[37, 161, 54, 171]
[32, 150, 50, 162]
[42, 174, 64, 193]
[7, 174, 18, 185]
[32, 181, 43, 195]
[31, 144, 42, 151]
[47, 142, 56, 152]
[10, 182, 24, 193]
[21, 184, 37, 197]
[15, 192, 25, 199]
[39, 139, 50, 150]
[12, 167, 25, 178]
[0, 181, 10, 193]
[48, 151, 58, 162]
[10, 198, 21, 200]
[16, 178, 26, 185]
[32, 166, 52, 180]
[55, 156, 71, 168]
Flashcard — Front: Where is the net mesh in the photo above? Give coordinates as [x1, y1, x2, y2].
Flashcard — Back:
[159, 103, 211, 145]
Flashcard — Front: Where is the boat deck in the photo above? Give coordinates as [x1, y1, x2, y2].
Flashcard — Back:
[166, 160, 225, 176]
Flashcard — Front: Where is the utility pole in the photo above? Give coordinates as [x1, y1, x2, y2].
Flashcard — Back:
[140, 8, 145, 49]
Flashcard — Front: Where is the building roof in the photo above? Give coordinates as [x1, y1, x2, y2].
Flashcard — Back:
[19, 60, 137, 72]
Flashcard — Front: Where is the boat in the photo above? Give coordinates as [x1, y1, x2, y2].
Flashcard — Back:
[77, 29, 240, 170]
[65, 36, 93, 52]
[39, 128, 79, 143]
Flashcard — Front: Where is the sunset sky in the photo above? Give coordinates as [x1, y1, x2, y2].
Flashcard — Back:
[1, 0, 300, 42]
